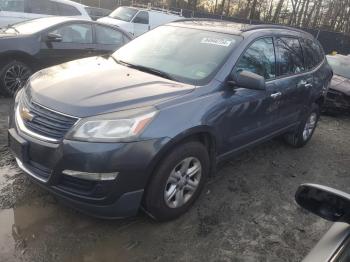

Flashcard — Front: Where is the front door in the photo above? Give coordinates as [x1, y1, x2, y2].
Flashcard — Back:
[219, 37, 280, 155]
[37, 22, 96, 68]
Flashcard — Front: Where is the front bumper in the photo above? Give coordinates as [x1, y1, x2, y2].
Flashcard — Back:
[8, 125, 169, 218]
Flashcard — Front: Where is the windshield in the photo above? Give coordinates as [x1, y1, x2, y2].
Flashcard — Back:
[327, 55, 350, 79]
[112, 25, 242, 85]
[1, 17, 70, 34]
[109, 7, 138, 22]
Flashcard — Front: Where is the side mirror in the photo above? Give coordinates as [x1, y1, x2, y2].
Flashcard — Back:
[295, 184, 350, 223]
[46, 33, 63, 42]
[229, 70, 266, 90]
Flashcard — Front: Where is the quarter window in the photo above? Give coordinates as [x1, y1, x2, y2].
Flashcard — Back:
[50, 24, 93, 44]
[235, 37, 276, 80]
[96, 25, 124, 45]
[55, 2, 81, 16]
[276, 37, 305, 75]
[132, 11, 149, 24]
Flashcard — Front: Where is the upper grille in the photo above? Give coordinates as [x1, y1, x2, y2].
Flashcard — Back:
[19, 93, 78, 141]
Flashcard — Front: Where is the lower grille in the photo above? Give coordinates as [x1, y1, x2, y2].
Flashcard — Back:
[59, 175, 96, 193]
[19, 92, 78, 141]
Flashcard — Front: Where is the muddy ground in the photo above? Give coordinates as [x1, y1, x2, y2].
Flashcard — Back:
[0, 97, 349, 262]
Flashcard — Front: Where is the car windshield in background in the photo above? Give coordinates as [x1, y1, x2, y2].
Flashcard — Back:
[112, 25, 242, 85]
[1, 17, 69, 34]
[327, 55, 350, 79]
[108, 7, 138, 22]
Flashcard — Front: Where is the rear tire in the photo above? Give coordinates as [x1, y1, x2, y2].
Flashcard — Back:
[284, 103, 320, 148]
[0, 60, 32, 97]
[144, 141, 209, 221]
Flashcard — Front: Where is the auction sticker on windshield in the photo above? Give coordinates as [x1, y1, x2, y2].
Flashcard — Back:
[200, 37, 232, 47]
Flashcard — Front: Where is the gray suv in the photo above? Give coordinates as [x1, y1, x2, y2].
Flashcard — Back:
[8, 20, 333, 221]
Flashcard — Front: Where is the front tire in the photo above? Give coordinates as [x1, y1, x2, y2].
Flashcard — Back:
[144, 141, 210, 221]
[0, 60, 32, 97]
[284, 103, 320, 148]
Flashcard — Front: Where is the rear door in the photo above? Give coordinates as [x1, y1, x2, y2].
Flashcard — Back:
[93, 24, 129, 55]
[38, 22, 96, 67]
[272, 36, 311, 128]
[131, 11, 149, 36]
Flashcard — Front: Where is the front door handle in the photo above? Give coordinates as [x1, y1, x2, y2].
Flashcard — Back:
[270, 92, 282, 99]
[305, 83, 313, 88]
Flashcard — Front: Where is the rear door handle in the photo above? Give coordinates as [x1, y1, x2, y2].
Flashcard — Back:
[300, 80, 313, 88]
[270, 92, 282, 99]
[85, 48, 95, 53]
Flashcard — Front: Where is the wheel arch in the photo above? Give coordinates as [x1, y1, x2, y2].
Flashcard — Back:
[144, 126, 218, 191]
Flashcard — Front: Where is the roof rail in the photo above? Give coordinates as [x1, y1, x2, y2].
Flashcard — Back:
[131, 4, 183, 16]
[170, 18, 311, 35]
[240, 24, 309, 34]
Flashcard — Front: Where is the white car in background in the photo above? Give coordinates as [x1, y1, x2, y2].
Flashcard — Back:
[0, 0, 91, 28]
[98, 6, 182, 36]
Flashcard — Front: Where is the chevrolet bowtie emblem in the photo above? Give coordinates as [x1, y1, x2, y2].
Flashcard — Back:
[20, 107, 34, 122]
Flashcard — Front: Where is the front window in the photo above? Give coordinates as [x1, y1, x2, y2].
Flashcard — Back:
[112, 25, 242, 85]
[327, 56, 350, 79]
[49, 24, 93, 44]
[108, 7, 138, 22]
[235, 37, 276, 80]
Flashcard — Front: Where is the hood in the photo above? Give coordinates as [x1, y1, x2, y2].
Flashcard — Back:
[330, 74, 350, 96]
[28, 56, 195, 118]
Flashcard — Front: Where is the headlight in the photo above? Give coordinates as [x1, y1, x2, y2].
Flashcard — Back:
[66, 107, 157, 142]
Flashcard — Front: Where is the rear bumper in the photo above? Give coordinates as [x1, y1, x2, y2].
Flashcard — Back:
[8, 125, 169, 218]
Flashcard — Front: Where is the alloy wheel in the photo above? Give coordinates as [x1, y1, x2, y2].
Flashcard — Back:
[3, 63, 31, 95]
[302, 112, 317, 141]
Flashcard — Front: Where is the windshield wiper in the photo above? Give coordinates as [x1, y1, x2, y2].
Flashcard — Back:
[114, 59, 175, 81]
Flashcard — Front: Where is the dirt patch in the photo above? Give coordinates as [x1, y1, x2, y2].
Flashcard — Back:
[0, 97, 349, 262]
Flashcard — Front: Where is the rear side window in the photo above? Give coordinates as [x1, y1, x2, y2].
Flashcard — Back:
[55, 2, 81, 16]
[96, 25, 124, 45]
[276, 37, 305, 75]
[300, 38, 324, 69]
[235, 37, 276, 80]
[132, 11, 149, 24]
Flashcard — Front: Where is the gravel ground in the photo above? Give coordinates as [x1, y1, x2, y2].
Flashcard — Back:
[0, 97, 349, 262]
